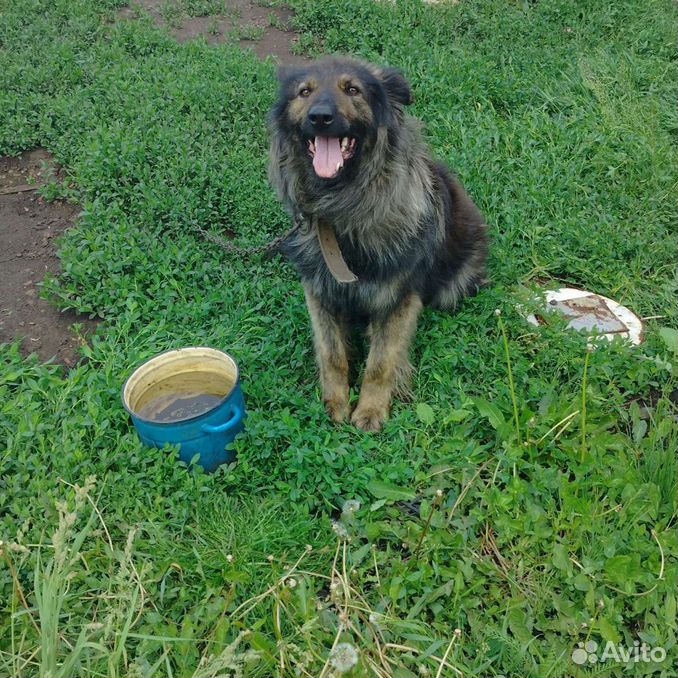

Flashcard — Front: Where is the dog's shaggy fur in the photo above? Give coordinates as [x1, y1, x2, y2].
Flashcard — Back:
[268, 56, 488, 431]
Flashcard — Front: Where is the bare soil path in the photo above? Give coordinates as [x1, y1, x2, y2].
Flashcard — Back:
[0, 150, 96, 367]
[118, 0, 309, 63]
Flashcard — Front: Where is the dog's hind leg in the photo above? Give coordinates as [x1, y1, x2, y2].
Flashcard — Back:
[304, 285, 351, 423]
[429, 240, 488, 311]
[351, 293, 423, 432]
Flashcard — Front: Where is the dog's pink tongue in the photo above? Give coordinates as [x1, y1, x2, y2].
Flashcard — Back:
[313, 136, 343, 178]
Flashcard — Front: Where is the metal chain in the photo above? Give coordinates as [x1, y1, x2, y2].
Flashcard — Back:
[191, 221, 300, 258]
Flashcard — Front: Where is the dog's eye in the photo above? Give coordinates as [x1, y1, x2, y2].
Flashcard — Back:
[299, 87, 312, 97]
[346, 85, 360, 96]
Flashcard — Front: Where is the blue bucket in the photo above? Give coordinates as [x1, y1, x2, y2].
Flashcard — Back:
[122, 347, 246, 472]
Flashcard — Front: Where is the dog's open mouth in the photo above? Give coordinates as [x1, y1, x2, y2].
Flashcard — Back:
[307, 136, 357, 179]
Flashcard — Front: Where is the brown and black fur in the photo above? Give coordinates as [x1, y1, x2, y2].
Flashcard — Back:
[268, 56, 488, 431]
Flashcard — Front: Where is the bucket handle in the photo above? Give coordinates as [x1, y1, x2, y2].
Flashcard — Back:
[201, 404, 242, 434]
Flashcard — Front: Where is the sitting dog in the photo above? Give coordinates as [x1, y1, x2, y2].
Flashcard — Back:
[268, 57, 488, 431]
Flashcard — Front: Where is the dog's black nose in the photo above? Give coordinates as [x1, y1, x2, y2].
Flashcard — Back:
[308, 103, 334, 127]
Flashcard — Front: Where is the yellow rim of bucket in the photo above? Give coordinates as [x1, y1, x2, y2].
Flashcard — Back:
[122, 347, 240, 423]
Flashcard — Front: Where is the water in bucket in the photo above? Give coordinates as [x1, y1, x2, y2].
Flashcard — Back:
[135, 371, 230, 423]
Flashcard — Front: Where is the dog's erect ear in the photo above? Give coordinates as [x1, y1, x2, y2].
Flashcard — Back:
[379, 67, 414, 107]
[277, 65, 296, 83]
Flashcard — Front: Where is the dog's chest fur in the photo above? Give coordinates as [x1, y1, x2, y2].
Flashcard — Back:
[281, 224, 426, 318]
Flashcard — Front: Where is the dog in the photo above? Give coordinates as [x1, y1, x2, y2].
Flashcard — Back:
[268, 56, 488, 432]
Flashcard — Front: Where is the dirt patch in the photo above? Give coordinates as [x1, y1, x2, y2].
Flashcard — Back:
[0, 150, 97, 368]
[118, 0, 309, 64]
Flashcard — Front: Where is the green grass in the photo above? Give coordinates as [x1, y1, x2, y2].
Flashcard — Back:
[1, 0, 676, 676]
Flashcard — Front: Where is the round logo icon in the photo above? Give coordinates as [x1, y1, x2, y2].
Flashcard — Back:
[572, 640, 598, 665]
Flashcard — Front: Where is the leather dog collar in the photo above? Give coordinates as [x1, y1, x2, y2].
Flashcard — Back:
[313, 216, 358, 283]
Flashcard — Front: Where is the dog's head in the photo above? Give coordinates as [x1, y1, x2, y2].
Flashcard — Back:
[270, 57, 413, 182]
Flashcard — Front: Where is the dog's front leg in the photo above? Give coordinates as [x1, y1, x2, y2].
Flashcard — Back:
[352, 293, 423, 432]
[303, 284, 350, 423]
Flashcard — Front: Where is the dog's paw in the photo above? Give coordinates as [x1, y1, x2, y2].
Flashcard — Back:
[325, 399, 350, 423]
[351, 406, 387, 432]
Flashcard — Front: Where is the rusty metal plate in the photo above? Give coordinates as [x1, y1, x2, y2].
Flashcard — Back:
[549, 295, 629, 333]
[524, 288, 644, 345]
